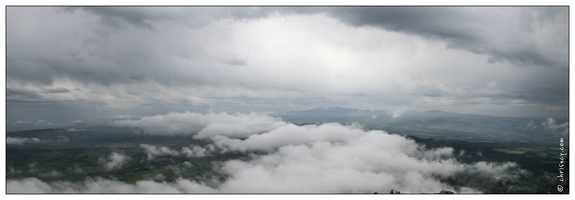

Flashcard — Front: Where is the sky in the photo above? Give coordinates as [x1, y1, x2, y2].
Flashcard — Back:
[5, 6, 570, 125]
[2, 4, 573, 195]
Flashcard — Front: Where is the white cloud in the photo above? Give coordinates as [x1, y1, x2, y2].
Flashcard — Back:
[208, 123, 367, 153]
[140, 144, 180, 160]
[39, 170, 63, 178]
[140, 144, 209, 160]
[114, 111, 286, 136]
[182, 161, 194, 168]
[8, 167, 23, 175]
[56, 135, 70, 143]
[541, 117, 569, 135]
[528, 117, 569, 135]
[7, 177, 217, 193]
[153, 174, 166, 182]
[7, 136, 70, 145]
[110, 112, 527, 193]
[526, 120, 538, 130]
[6, 137, 41, 145]
[203, 124, 496, 193]
[99, 151, 129, 171]
[181, 146, 208, 158]
[392, 109, 406, 119]
[112, 115, 136, 119]
[69, 166, 84, 174]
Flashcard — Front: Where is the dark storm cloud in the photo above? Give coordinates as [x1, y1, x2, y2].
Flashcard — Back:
[313, 7, 568, 68]
[253, 6, 567, 69]
[7, 8, 130, 87]
[6, 58, 59, 86]
[7, 7, 262, 89]
[79, 7, 278, 29]
[509, 83, 569, 105]
[6, 88, 42, 101]
[79, 7, 160, 29]
[45, 87, 71, 94]
[420, 74, 567, 107]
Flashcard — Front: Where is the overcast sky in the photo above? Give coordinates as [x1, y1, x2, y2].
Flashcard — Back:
[6, 6, 569, 123]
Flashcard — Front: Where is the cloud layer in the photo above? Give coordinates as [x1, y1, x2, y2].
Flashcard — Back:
[6, 6, 564, 193]
[99, 151, 130, 171]
[140, 144, 208, 160]
[6, 7, 569, 122]
[7, 177, 216, 193]
[526, 117, 569, 135]
[6, 137, 41, 145]
[9, 112, 523, 193]
[114, 111, 286, 137]
[6, 136, 69, 145]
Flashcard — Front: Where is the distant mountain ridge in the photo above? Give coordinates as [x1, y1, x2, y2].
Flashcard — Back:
[282, 107, 500, 119]
[276, 107, 566, 144]
[7, 128, 66, 135]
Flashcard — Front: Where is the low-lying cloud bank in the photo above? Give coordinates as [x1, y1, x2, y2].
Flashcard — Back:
[113, 111, 287, 137]
[9, 112, 528, 193]
[140, 144, 208, 160]
[526, 117, 569, 135]
[98, 151, 129, 171]
[7, 177, 217, 193]
[6, 137, 41, 145]
[6, 136, 69, 145]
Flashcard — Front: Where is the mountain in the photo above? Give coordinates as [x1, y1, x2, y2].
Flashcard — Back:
[278, 107, 391, 125]
[276, 107, 564, 144]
